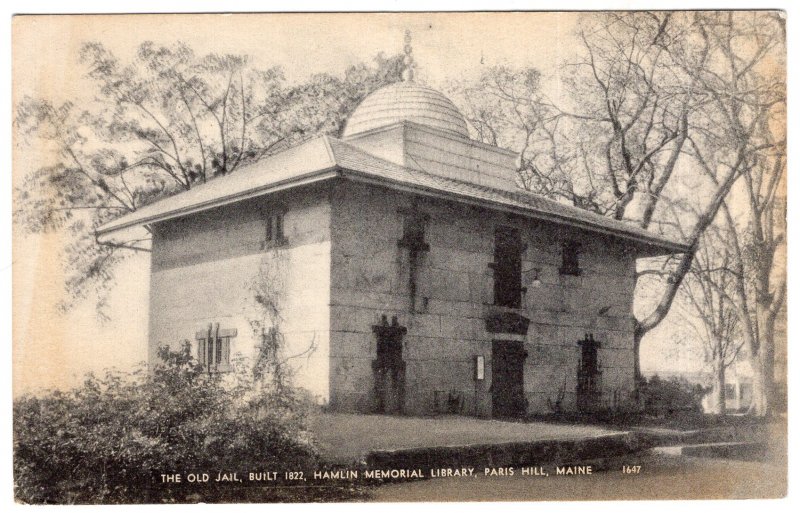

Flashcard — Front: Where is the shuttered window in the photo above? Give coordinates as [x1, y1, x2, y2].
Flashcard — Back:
[491, 226, 524, 308]
[195, 324, 237, 372]
[560, 240, 582, 276]
[265, 213, 285, 244]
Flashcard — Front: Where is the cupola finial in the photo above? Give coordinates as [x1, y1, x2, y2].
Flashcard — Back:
[402, 30, 415, 82]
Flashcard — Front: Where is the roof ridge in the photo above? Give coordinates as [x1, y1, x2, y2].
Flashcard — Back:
[319, 134, 337, 167]
[327, 136, 401, 168]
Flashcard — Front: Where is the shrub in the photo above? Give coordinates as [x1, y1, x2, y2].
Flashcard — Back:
[639, 375, 708, 415]
[13, 342, 320, 504]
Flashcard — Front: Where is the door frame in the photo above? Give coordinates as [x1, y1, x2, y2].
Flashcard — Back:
[491, 340, 528, 418]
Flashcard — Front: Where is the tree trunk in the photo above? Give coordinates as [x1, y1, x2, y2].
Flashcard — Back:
[750, 332, 776, 417]
[760, 296, 779, 415]
[633, 325, 643, 382]
[713, 356, 726, 415]
[748, 287, 781, 417]
[633, 162, 741, 390]
[763, 337, 777, 414]
[749, 357, 767, 416]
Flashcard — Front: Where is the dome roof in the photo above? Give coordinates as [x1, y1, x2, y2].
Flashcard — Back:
[343, 81, 470, 139]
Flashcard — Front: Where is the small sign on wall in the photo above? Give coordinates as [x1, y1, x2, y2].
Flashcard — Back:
[475, 355, 485, 381]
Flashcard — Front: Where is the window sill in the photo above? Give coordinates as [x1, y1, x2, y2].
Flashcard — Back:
[203, 365, 232, 374]
[484, 307, 530, 335]
[485, 303, 526, 313]
[397, 238, 430, 252]
[261, 238, 289, 250]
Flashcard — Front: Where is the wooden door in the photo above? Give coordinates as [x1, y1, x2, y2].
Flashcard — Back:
[492, 340, 527, 418]
[374, 336, 405, 414]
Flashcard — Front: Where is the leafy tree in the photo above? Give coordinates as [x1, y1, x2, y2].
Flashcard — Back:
[14, 42, 403, 317]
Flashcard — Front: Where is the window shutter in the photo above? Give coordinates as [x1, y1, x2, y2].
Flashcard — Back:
[197, 339, 206, 366]
[196, 329, 209, 367]
[212, 323, 220, 368]
[275, 214, 283, 240]
[222, 337, 231, 367]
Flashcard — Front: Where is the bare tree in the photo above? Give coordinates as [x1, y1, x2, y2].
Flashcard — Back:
[680, 226, 745, 414]
[450, 12, 785, 398]
[704, 170, 786, 416]
[573, 12, 785, 389]
[452, 12, 692, 221]
[675, 12, 786, 415]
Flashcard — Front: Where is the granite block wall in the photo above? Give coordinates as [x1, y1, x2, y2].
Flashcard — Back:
[147, 176, 640, 416]
[329, 180, 638, 416]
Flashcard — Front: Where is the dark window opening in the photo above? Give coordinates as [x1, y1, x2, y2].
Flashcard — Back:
[492, 226, 524, 309]
[265, 213, 286, 245]
[397, 210, 430, 313]
[398, 212, 430, 252]
[560, 240, 582, 276]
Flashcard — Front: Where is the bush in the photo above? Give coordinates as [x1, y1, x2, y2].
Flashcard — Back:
[639, 375, 708, 416]
[13, 342, 320, 504]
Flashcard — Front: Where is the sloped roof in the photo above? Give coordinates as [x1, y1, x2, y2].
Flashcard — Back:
[97, 136, 339, 236]
[97, 135, 690, 255]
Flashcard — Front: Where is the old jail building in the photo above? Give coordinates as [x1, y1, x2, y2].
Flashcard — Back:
[98, 70, 689, 418]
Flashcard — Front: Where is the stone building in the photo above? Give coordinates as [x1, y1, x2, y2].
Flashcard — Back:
[98, 55, 689, 418]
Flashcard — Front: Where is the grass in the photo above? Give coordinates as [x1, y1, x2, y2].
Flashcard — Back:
[308, 413, 618, 463]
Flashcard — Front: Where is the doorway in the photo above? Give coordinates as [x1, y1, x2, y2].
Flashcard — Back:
[576, 334, 602, 413]
[372, 316, 407, 414]
[491, 340, 527, 418]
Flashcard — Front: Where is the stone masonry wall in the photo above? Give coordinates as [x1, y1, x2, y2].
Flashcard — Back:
[329, 180, 638, 416]
[148, 184, 332, 402]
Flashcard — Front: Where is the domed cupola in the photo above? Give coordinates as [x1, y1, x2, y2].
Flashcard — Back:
[342, 32, 470, 139]
[339, 31, 519, 193]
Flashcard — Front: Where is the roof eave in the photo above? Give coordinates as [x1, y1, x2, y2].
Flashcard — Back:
[96, 162, 691, 256]
[96, 167, 342, 239]
[339, 168, 690, 256]
[343, 119, 519, 157]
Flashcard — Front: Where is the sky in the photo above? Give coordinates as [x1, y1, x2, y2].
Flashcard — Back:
[12, 12, 709, 394]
